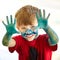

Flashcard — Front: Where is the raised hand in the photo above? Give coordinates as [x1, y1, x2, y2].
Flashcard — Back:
[2, 15, 19, 35]
[36, 9, 50, 29]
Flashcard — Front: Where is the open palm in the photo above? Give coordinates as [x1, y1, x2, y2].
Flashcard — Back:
[36, 9, 50, 29]
[2, 15, 19, 35]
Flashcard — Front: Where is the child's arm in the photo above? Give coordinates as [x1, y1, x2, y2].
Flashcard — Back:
[36, 9, 59, 46]
[2, 33, 16, 47]
[2, 15, 19, 47]
[44, 25, 59, 46]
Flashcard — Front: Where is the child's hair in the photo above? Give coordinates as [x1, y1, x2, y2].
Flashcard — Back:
[15, 5, 40, 26]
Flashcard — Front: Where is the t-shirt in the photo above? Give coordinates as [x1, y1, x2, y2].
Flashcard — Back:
[8, 34, 57, 60]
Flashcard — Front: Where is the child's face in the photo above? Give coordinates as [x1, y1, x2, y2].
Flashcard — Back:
[17, 17, 38, 41]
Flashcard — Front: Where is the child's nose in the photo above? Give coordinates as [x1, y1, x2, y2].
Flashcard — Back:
[25, 29, 32, 34]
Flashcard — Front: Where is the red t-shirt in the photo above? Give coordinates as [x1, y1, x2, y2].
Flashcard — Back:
[8, 34, 57, 60]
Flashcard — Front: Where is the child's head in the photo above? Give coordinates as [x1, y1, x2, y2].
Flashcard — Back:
[15, 5, 40, 41]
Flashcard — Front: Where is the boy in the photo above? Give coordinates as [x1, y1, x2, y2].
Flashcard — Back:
[2, 5, 58, 60]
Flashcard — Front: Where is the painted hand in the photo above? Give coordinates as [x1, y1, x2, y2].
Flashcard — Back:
[36, 9, 50, 29]
[2, 15, 19, 35]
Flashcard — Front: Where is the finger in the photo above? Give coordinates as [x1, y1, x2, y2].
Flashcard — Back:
[36, 12, 39, 20]
[43, 9, 45, 18]
[6, 16, 9, 24]
[10, 15, 13, 24]
[39, 9, 42, 17]
[14, 18, 16, 25]
[46, 13, 50, 20]
[2, 21, 6, 26]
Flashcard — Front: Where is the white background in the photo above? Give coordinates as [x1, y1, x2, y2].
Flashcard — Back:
[0, 0, 60, 60]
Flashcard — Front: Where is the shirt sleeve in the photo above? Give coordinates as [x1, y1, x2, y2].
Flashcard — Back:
[49, 44, 57, 51]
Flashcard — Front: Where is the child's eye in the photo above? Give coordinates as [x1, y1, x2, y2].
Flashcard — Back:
[31, 26, 36, 29]
[21, 27, 26, 30]
[31, 26, 34, 28]
[22, 27, 26, 29]
[21, 28, 27, 32]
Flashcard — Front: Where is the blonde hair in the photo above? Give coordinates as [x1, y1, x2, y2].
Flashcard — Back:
[15, 5, 40, 26]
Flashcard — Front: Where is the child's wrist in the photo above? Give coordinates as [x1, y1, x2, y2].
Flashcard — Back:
[6, 32, 13, 40]
[43, 25, 49, 32]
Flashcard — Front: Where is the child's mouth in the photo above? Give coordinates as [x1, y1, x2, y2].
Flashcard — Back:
[26, 34, 35, 38]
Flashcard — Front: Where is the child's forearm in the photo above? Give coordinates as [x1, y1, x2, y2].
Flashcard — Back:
[44, 25, 59, 46]
[2, 33, 12, 46]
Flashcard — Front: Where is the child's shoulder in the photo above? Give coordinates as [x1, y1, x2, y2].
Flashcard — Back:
[37, 34, 49, 43]
[12, 35, 23, 40]
[38, 34, 48, 37]
[37, 34, 49, 40]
